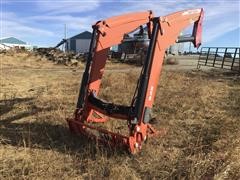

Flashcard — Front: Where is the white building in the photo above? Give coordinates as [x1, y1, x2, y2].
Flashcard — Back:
[169, 43, 185, 55]
[0, 37, 33, 50]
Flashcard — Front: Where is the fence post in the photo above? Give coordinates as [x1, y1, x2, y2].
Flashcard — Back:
[205, 47, 211, 66]
[221, 48, 228, 68]
[213, 48, 218, 67]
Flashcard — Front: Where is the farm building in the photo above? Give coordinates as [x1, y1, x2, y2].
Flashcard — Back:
[0, 37, 33, 50]
[65, 31, 92, 53]
[168, 43, 185, 55]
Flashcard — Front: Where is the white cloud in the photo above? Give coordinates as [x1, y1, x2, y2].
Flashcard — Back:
[0, 0, 11, 4]
[2, 20, 54, 39]
[101, 0, 239, 43]
[1, 0, 239, 46]
[1, 11, 54, 36]
[201, 1, 239, 42]
[1, 10, 56, 46]
[35, 0, 100, 15]
[204, 23, 239, 43]
[0, 0, 101, 44]
[27, 14, 96, 31]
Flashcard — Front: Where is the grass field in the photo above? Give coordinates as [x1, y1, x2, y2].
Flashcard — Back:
[1, 52, 240, 179]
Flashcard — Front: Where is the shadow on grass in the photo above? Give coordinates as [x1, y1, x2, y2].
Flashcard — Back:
[0, 97, 127, 158]
[0, 121, 127, 158]
[0, 97, 34, 117]
[226, 80, 240, 118]
[110, 58, 144, 67]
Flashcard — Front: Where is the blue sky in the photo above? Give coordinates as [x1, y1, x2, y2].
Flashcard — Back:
[1, 0, 239, 48]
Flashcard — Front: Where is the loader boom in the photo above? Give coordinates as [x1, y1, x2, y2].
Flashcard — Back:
[67, 8, 204, 153]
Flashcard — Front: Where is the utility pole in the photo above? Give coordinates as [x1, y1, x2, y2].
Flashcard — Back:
[63, 24, 67, 52]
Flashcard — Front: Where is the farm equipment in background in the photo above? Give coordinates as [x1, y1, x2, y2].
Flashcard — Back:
[55, 39, 67, 49]
[117, 30, 150, 65]
[67, 8, 204, 153]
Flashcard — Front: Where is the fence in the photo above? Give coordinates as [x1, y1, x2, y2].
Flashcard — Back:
[197, 47, 240, 72]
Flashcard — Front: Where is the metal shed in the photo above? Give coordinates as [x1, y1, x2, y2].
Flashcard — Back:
[66, 31, 92, 53]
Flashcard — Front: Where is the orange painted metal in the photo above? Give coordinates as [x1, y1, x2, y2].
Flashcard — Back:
[144, 9, 204, 109]
[88, 11, 153, 94]
[67, 8, 204, 153]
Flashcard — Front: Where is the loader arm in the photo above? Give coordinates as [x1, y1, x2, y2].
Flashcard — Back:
[67, 8, 204, 154]
[76, 11, 153, 113]
[135, 9, 204, 122]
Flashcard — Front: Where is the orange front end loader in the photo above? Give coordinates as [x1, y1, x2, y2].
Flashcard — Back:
[67, 9, 204, 153]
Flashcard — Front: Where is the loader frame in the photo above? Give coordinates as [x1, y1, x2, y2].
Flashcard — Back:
[67, 9, 204, 153]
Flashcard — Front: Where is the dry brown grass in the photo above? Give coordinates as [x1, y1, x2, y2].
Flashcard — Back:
[0, 52, 240, 179]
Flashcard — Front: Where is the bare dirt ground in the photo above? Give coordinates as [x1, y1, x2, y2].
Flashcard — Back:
[1, 53, 240, 179]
